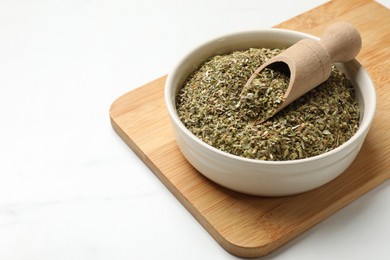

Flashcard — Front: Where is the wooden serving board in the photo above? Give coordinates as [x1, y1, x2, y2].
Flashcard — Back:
[110, 0, 390, 258]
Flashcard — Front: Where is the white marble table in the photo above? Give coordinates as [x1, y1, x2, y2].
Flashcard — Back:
[0, 0, 389, 259]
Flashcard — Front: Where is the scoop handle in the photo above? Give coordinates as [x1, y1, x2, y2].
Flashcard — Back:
[319, 22, 362, 63]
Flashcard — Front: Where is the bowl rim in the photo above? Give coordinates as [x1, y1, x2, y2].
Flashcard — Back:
[165, 28, 376, 166]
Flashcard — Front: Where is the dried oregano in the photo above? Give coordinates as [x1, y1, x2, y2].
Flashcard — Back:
[176, 48, 360, 161]
[240, 67, 289, 122]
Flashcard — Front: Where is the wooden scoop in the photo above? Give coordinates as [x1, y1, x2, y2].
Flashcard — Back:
[245, 22, 362, 121]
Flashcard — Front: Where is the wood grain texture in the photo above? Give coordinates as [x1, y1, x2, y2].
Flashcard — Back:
[109, 1, 390, 258]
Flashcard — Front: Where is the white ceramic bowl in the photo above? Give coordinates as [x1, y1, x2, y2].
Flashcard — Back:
[165, 29, 376, 196]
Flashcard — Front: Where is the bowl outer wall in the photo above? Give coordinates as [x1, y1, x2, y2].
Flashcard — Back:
[164, 29, 376, 196]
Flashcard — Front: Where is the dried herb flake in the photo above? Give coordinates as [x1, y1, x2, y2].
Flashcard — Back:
[176, 48, 360, 161]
